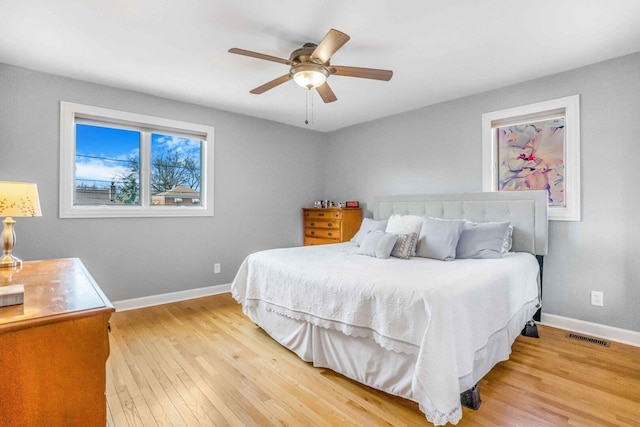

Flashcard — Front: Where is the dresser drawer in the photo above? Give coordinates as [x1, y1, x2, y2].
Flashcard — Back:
[302, 207, 362, 246]
[304, 210, 342, 220]
[305, 228, 340, 239]
[304, 236, 339, 246]
[304, 219, 340, 229]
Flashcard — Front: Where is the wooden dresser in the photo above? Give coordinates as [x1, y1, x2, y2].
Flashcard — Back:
[0, 258, 114, 427]
[303, 207, 362, 245]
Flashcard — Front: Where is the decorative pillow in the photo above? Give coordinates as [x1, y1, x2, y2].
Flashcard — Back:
[391, 233, 418, 259]
[357, 231, 399, 259]
[415, 217, 465, 261]
[502, 225, 514, 253]
[385, 214, 424, 255]
[456, 221, 511, 259]
[351, 218, 388, 246]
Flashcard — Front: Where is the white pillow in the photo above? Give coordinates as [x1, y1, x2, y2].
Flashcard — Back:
[351, 218, 388, 246]
[415, 217, 465, 261]
[357, 231, 399, 259]
[385, 214, 424, 256]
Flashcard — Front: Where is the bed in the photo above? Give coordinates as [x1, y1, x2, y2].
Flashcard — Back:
[231, 191, 548, 425]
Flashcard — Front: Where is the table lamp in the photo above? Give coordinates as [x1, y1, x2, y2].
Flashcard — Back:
[0, 181, 42, 268]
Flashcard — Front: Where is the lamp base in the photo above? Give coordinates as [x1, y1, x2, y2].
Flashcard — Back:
[0, 253, 23, 268]
[2, 217, 21, 268]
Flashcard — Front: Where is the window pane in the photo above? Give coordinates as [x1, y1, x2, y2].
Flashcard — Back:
[150, 133, 202, 206]
[75, 124, 140, 205]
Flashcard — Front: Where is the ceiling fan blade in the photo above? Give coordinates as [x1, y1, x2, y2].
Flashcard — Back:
[330, 65, 393, 81]
[316, 82, 337, 103]
[228, 48, 292, 65]
[249, 74, 292, 94]
[311, 29, 350, 64]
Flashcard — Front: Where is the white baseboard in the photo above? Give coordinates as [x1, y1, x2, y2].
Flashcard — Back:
[113, 283, 231, 312]
[540, 313, 640, 348]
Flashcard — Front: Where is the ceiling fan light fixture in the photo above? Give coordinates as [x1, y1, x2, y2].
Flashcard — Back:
[292, 63, 329, 89]
[229, 29, 392, 102]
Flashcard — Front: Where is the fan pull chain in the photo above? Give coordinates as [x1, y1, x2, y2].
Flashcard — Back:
[305, 88, 314, 125]
[305, 89, 308, 125]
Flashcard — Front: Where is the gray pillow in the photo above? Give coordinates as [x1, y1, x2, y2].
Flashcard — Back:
[357, 231, 399, 259]
[502, 225, 514, 253]
[351, 218, 388, 246]
[456, 221, 511, 259]
[415, 218, 465, 261]
[391, 233, 418, 259]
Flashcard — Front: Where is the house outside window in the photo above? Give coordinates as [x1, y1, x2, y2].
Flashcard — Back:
[59, 102, 214, 218]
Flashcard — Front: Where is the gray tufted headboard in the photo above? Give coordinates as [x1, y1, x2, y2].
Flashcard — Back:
[374, 191, 548, 256]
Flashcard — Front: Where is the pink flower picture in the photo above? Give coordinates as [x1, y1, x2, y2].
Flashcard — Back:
[497, 118, 565, 206]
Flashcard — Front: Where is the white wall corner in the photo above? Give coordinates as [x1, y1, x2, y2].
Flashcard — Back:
[540, 313, 640, 348]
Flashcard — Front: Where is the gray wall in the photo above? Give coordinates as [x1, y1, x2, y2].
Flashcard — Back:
[0, 63, 326, 301]
[324, 52, 640, 333]
[3, 51, 639, 334]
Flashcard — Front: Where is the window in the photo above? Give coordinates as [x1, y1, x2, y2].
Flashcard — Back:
[60, 102, 214, 218]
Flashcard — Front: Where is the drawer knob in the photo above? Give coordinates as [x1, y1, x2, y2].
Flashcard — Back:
[319, 213, 324, 217]
[310, 231, 315, 235]
[328, 232, 333, 236]
[310, 222, 315, 226]
[327, 223, 333, 227]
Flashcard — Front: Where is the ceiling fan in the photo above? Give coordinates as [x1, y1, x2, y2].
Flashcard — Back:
[228, 29, 393, 103]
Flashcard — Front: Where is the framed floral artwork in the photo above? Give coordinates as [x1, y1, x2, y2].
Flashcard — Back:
[482, 95, 581, 221]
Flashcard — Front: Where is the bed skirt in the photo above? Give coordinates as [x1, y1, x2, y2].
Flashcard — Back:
[244, 298, 538, 424]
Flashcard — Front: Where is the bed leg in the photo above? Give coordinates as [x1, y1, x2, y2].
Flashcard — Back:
[534, 255, 544, 322]
[460, 384, 482, 410]
[521, 320, 539, 338]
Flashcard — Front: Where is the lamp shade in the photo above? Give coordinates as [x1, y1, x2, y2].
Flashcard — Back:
[0, 182, 42, 217]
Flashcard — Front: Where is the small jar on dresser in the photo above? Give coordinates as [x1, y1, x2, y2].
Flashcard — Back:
[302, 207, 362, 246]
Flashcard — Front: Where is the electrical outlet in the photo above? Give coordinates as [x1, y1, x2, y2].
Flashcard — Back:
[214, 263, 221, 274]
[591, 290, 603, 307]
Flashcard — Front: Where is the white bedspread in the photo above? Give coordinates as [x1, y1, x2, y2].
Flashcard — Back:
[231, 243, 539, 425]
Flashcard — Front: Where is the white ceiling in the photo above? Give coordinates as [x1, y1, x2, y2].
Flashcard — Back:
[1, 0, 639, 132]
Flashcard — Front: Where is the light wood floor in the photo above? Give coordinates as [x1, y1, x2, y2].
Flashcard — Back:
[106, 293, 640, 426]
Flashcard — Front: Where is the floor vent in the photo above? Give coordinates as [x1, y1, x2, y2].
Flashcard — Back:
[566, 333, 610, 347]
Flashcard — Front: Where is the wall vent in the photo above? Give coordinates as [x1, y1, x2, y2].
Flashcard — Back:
[566, 333, 610, 347]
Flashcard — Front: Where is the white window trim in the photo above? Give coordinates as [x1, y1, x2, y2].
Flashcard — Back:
[60, 101, 214, 218]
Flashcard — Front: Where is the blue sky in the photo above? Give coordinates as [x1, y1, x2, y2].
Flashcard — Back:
[75, 124, 201, 188]
[76, 124, 140, 159]
[151, 134, 202, 170]
[75, 124, 139, 187]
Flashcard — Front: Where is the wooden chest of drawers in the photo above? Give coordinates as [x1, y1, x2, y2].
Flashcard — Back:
[0, 258, 114, 427]
[303, 207, 362, 246]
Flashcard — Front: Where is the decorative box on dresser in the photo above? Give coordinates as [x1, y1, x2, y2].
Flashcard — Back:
[303, 207, 362, 246]
[0, 258, 115, 427]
